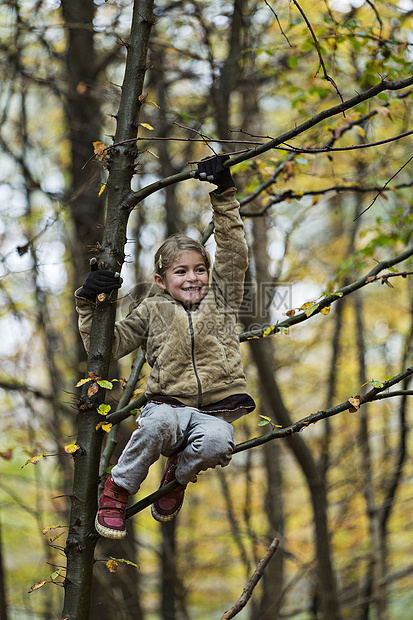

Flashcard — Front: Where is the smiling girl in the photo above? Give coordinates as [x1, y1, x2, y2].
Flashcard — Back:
[75, 155, 255, 539]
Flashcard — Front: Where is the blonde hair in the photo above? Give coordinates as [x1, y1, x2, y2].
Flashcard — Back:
[154, 234, 210, 278]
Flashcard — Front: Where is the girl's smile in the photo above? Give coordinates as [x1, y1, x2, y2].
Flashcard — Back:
[154, 250, 209, 304]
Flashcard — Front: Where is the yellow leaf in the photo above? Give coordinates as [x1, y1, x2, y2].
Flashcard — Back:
[263, 326, 274, 338]
[22, 451, 46, 468]
[64, 443, 80, 454]
[299, 301, 314, 311]
[320, 306, 330, 315]
[98, 183, 106, 197]
[93, 141, 109, 161]
[147, 150, 159, 158]
[140, 122, 154, 130]
[28, 580, 47, 593]
[106, 559, 118, 573]
[76, 378, 92, 387]
[148, 100, 160, 108]
[96, 421, 113, 433]
[312, 194, 321, 206]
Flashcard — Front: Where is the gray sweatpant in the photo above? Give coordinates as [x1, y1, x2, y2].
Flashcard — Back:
[111, 402, 236, 494]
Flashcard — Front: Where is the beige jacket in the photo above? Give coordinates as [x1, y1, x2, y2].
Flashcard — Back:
[75, 189, 249, 408]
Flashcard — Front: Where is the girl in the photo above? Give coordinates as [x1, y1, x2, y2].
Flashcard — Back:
[76, 155, 255, 539]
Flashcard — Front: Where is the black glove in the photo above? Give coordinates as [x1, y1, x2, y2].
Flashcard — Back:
[191, 154, 234, 194]
[79, 269, 122, 300]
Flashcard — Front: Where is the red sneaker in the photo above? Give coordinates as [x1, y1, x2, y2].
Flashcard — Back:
[151, 452, 186, 523]
[95, 475, 129, 540]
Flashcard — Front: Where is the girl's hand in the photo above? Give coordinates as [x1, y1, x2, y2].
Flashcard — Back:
[79, 266, 122, 299]
[191, 154, 234, 194]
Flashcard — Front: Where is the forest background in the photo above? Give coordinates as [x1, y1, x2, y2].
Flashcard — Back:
[1, 0, 413, 619]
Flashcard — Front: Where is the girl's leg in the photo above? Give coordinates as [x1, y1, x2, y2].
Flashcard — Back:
[111, 403, 191, 494]
[175, 411, 235, 484]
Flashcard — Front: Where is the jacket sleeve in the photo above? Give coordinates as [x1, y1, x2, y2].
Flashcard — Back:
[75, 289, 149, 361]
[210, 188, 248, 311]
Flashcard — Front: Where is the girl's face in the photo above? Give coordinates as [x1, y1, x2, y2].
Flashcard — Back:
[154, 250, 209, 304]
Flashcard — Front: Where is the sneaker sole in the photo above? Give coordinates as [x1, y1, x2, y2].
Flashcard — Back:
[95, 515, 126, 540]
[151, 503, 181, 523]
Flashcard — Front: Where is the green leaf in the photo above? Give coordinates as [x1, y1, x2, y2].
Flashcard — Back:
[371, 380, 384, 388]
[97, 404, 111, 416]
[258, 420, 270, 426]
[287, 56, 299, 69]
[97, 380, 113, 390]
[305, 303, 319, 317]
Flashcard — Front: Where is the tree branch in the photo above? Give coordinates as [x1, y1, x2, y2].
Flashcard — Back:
[118, 74, 413, 210]
[240, 246, 413, 341]
[124, 366, 413, 519]
[219, 538, 280, 620]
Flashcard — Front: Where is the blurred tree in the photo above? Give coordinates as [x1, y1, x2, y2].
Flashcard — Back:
[1, 1, 413, 619]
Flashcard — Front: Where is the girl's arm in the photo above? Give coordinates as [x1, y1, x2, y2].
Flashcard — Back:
[192, 154, 248, 311]
[75, 288, 149, 361]
[210, 188, 248, 311]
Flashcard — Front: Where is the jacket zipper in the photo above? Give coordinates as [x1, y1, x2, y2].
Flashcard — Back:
[185, 308, 202, 408]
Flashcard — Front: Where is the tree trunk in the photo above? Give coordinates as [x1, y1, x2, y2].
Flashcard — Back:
[0, 522, 8, 620]
[62, 2, 155, 618]
[248, 339, 342, 620]
[60, 0, 106, 278]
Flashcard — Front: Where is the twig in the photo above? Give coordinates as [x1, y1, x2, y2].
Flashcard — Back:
[282, 128, 413, 154]
[173, 121, 219, 154]
[354, 154, 413, 221]
[219, 538, 280, 620]
[264, 0, 292, 47]
[290, 0, 344, 103]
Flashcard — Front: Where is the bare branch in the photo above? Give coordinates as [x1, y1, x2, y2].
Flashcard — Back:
[290, 0, 344, 103]
[282, 128, 413, 154]
[354, 154, 413, 221]
[264, 0, 292, 47]
[219, 538, 280, 620]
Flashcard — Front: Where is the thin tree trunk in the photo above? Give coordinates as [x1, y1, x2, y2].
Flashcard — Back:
[161, 520, 177, 620]
[62, 3, 155, 618]
[354, 292, 388, 620]
[0, 522, 8, 620]
[248, 339, 342, 620]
